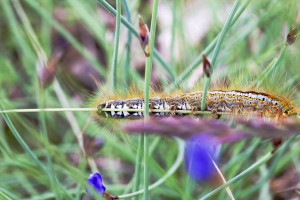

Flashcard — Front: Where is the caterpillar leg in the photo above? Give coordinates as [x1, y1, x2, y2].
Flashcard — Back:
[170, 104, 177, 115]
[211, 109, 221, 119]
[191, 106, 199, 115]
[169, 102, 188, 115]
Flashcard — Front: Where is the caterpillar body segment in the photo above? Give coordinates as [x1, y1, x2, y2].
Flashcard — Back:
[97, 90, 296, 119]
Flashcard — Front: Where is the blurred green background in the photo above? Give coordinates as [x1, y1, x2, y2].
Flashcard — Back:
[0, 0, 300, 199]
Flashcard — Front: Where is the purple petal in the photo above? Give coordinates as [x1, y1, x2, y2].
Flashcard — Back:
[88, 172, 106, 195]
[185, 134, 219, 181]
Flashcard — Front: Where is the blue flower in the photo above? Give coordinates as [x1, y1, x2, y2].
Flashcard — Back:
[184, 134, 220, 181]
[88, 172, 106, 196]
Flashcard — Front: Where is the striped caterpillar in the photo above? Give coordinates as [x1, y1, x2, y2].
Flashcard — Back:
[97, 90, 297, 119]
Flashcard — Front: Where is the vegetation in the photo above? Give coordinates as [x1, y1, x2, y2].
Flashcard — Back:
[0, 0, 299, 199]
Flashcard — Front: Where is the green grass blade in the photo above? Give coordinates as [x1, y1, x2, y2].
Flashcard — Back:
[143, 0, 159, 198]
[96, 0, 176, 80]
[199, 152, 273, 200]
[201, 0, 242, 110]
[111, 0, 122, 90]
[122, 0, 132, 88]
[0, 190, 13, 200]
[165, 0, 252, 92]
[0, 106, 72, 199]
[25, 0, 106, 77]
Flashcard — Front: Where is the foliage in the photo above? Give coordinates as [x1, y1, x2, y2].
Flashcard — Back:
[0, 0, 300, 199]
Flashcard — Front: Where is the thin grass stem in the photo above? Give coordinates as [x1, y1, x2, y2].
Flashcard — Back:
[11, 0, 47, 64]
[13, 0, 97, 166]
[11, 1, 69, 196]
[165, 0, 252, 92]
[143, 1, 159, 198]
[25, 0, 106, 76]
[201, 0, 242, 111]
[65, 0, 110, 56]
[122, 0, 132, 87]
[143, 135, 149, 200]
[95, 0, 176, 80]
[0, 107, 72, 199]
[132, 136, 144, 200]
[36, 88, 61, 197]
[24, 138, 184, 200]
[2, 0, 35, 67]
[255, 44, 287, 87]
[199, 152, 273, 200]
[170, 0, 178, 69]
[211, 158, 235, 200]
[239, 137, 296, 198]
[111, 0, 122, 89]
[0, 107, 257, 117]
[0, 108, 97, 114]
[0, 190, 13, 200]
[118, 138, 184, 199]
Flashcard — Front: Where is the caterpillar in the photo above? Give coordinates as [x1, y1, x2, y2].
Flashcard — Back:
[96, 90, 297, 119]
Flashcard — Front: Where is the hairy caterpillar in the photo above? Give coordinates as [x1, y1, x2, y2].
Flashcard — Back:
[96, 90, 296, 119]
